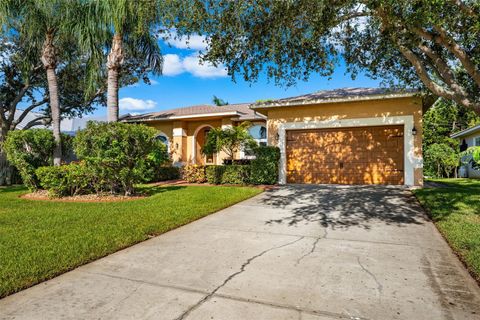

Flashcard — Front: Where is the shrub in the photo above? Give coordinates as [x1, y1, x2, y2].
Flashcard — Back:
[182, 164, 207, 183]
[74, 122, 168, 195]
[3, 129, 55, 190]
[250, 146, 280, 185]
[36, 162, 95, 197]
[152, 166, 181, 182]
[206, 165, 250, 184]
[425, 143, 459, 178]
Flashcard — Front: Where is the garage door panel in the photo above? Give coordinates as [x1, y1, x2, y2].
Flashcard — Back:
[286, 125, 404, 185]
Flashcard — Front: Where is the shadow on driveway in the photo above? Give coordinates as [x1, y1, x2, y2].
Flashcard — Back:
[261, 184, 427, 229]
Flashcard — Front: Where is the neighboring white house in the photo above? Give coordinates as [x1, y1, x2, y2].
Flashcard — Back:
[451, 124, 480, 178]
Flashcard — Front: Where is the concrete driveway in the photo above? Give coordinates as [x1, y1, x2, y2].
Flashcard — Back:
[1, 185, 480, 320]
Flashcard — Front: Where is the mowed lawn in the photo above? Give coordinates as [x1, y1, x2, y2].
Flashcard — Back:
[0, 185, 262, 298]
[413, 179, 480, 282]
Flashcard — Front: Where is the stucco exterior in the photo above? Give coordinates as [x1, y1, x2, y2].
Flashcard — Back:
[254, 96, 424, 186]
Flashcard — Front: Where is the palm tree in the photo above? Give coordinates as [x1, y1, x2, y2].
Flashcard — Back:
[1, 0, 75, 165]
[95, 0, 163, 122]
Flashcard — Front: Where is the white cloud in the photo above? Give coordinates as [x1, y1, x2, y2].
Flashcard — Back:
[149, 79, 159, 85]
[119, 98, 157, 111]
[165, 34, 207, 51]
[162, 53, 227, 78]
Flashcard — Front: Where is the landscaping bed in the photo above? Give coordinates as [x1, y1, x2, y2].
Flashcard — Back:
[0, 184, 262, 298]
[413, 178, 480, 282]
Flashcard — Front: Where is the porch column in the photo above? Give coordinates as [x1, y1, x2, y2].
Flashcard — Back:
[172, 121, 187, 166]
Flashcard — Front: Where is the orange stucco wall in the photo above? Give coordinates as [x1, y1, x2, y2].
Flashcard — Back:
[257, 97, 424, 186]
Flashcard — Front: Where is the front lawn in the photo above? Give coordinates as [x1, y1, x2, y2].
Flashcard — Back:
[413, 179, 480, 282]
[0, 185, 262, 298]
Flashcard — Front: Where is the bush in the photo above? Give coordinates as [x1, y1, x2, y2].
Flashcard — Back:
[74, 122, 168, 195]
[250, 146, 280, 185]
[182, 164, 207, 183]
[152, 166, 181, 182]
[425, 143, 459, 178]
[3, 129, 56, 190]
[36, 162, 95, 197]
[206, 165, 250, 184]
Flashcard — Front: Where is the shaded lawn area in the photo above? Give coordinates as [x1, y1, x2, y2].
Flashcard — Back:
[413, 179, 480, 282]
[0, 185, 262, 298]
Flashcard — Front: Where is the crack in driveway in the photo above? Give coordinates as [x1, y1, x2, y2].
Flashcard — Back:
[295, 228, 328, 266]
[174, 236, 305, 320]
[356, 256, 383, 299]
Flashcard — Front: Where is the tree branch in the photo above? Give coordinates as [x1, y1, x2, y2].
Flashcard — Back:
[449, 0, 478, 17]
[12, 97, 48, 129]
[22, 116, 50, 130]
[414, 26, 480, 87]
[7, 84, 30, 122]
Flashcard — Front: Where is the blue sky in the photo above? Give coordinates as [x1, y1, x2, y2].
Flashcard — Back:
[97, 34, 382, 117]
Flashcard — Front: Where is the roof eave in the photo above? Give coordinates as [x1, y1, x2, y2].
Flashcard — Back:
[251, 92, 419, 110]
[122, 111, 240, 123]
[451, 125, 480, 138]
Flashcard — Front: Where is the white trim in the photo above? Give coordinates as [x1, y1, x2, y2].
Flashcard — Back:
[277, 115, 421, 186]
[451, 124, 480, 139]
[173, 128, 186, 137]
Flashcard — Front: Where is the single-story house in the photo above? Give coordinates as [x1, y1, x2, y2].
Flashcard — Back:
[451, 124, 480, 178]
[123, 87, 427, 186]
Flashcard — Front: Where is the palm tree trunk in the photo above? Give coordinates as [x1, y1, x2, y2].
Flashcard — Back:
[106, 33, 124, 122]
[41, 32, 62, 166]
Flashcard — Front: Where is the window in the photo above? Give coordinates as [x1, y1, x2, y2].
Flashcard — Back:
[156, 133, 170, 154]
[242, 125, 267, 158]
[475, 136, 480, 146]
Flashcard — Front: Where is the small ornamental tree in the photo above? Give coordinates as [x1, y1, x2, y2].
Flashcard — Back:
[202, 122, 257, 162]
[460, 146, 480, 169]
[424, 143, 459, 178]
[74, 122, 168, 195]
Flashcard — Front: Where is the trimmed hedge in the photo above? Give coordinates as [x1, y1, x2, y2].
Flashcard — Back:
[206, 165, 250, 185]
[250, 146, 280, 185]
[153, 166, 181, 182]
[182, 164, 207, 183]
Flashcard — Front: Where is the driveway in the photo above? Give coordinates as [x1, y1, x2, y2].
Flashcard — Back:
[1, 185, 480, 320]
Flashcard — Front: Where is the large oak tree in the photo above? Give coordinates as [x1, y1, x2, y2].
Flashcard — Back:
[172, 0, 480, 113]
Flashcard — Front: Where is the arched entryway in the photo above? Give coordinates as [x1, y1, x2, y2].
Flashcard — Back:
[193, 125, 216, 165]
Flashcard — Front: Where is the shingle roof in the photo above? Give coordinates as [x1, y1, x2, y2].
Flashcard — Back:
[123, 103, 265, 122]
[252, 87, 419, 109]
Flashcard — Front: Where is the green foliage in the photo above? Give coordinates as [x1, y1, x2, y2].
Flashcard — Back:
[202, 122, 257, 160]
[424, 143, 459, 178]
[173, 0, 480, 111]
[181, 164, 207, 183]
[74, 122, 167, 195]
[152, 166, 181, 182]
[206, 165, 250, 185]
[212, 95, 229, 106]
[3, 129, 55, 190]
[36, 162, 95, 197]
[250, 146, 280, 185]
[460, 146, 480, 169]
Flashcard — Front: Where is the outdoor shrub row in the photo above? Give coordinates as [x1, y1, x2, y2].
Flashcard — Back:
[204, 146, 280, 185]
[206, 165, 250, 184]
[8, 122, 169, 196]
[182, 164, 207, 183]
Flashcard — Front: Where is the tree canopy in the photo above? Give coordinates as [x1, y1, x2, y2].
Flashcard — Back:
[172, 0, 480, 113]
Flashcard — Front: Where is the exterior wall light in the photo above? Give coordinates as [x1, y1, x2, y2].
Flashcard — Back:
[412, 126, 417, 136]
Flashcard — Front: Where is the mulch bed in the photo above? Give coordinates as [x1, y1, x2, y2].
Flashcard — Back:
[21, 190, 146, 203]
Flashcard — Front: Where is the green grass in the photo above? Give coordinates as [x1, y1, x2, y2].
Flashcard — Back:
[0, 185, 262, 298]
[413, 178, 480, 282]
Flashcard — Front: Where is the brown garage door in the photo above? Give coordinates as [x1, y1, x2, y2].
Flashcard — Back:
[286, 125, 404, 185]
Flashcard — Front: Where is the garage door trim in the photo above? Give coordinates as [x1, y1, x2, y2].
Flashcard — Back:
[276, 115, 421, 186]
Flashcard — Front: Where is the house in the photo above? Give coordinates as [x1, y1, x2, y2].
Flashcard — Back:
[123, 103, 267, 165]
[451, 124, 480, 178]
[123, 87, 427, 186]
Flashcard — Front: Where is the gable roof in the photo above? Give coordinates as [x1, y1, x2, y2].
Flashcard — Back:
[122, 103, 266, 122]
[451, 124, 480, 139]
[251, 87, 419, 109]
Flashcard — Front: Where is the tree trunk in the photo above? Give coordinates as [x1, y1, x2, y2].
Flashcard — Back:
[106, 33, 124, 122]
[41, 32, 62, 166]
[0, 131, 20, 186]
